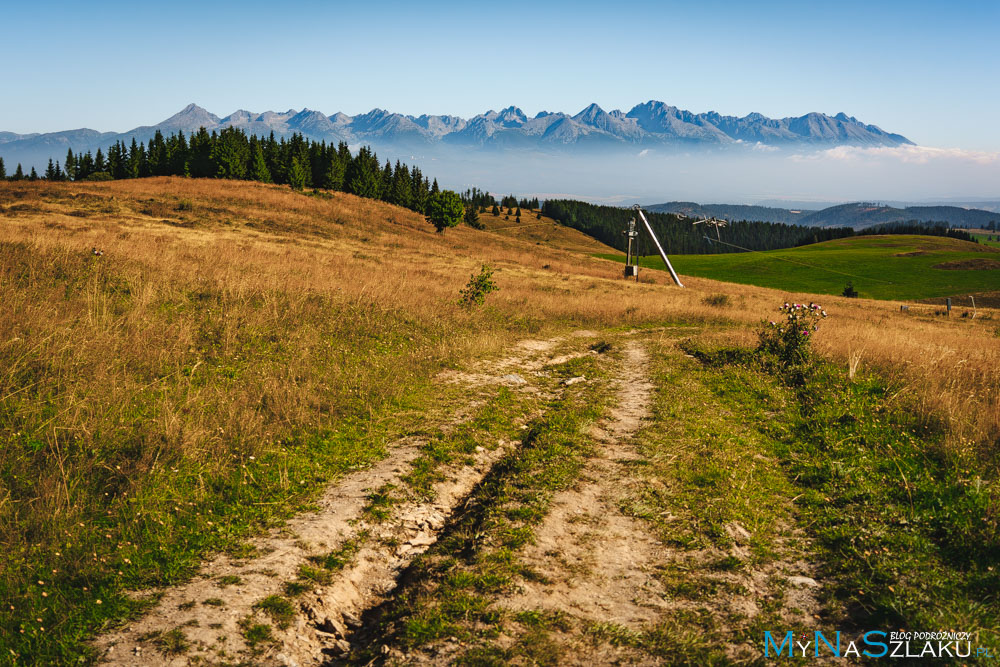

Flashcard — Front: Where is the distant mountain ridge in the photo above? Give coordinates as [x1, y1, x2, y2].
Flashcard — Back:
[0, 101, 912, 171]
[647, 201, 1000, 230]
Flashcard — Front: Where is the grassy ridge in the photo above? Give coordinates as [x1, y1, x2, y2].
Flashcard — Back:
[600, 235, 1000, 300]
[679, 337, 1000, 660]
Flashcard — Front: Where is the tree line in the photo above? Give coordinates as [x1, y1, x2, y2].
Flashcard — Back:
[541, 199, 856, 254]
[541, 199, 981, 255]
[0, 129, 508, 229]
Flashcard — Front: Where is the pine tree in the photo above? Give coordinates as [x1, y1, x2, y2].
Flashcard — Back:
[321, 150, 344, 190]
[188, 128, 214, 178]
[149, 130, 167, 175]
[464, 202, 481, 228]
[45, 159, 56, 180]
[346, 146, 381, 199]
[65, 149, 76, 181]
[492, 204, 500, 216]
[250, 144, 272, 183]
[54, 161, 63, 181]
[29, 166, 39, 181]
[126, 139, 141, 178]
[94, 148, 106, 174]
[380, 161, 393, 202]
[212, 127, 249, 180]
[288, 156, 307, 191]
[13, 164, 24, 181]
[0, 157, 5, 180]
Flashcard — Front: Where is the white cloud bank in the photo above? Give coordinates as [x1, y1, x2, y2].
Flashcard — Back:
[792, 144, 1000, 165]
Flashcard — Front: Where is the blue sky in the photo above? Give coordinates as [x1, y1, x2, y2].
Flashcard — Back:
[3, 0, 999, 151]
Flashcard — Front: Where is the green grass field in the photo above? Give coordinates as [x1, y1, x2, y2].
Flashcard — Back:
[599, 235, 1000, 301]
[967, 230, 1000, 248]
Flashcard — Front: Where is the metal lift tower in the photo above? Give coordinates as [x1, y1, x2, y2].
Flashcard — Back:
[632, 205, 684, 287]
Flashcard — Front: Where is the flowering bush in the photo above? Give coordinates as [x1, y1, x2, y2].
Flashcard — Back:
[757, 301, 827, 368]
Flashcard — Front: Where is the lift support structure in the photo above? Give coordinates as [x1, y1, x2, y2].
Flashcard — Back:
[633, 205, 684, 287]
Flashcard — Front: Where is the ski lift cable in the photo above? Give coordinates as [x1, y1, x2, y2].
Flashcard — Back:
[702, 235, 898, 285]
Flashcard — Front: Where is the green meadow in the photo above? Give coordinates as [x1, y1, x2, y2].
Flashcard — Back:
[600, 235, 1000, 301]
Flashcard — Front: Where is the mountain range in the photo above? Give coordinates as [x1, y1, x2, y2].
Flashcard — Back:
[646, 201, 999, 230]
[0, 101, 912, 171]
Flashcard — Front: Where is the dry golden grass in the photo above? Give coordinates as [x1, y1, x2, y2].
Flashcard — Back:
[1, 177, 998, 662]
[1, 177, 997, 469]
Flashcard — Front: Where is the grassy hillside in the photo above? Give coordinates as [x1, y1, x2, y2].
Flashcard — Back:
[966, 229, 1000, 248]
[601, 235, 1000, 301]
[1, 179, 998, 664]
[479, 208, 619, 255]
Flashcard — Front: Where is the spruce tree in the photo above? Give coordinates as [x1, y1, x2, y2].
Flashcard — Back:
[346, 146, 381, 199]
[45, 159, 56, 180]
[188, 128, 214, 178]
[13, 164, 24, 181]
[250, 144, 272, 183]
[321, 151, 344, 190]
[390, 161, 411, 208]
[29, 167, 39, 181]
[492, 204, 500, 216]
[380, 161, 393, 202]
[127, 139, 141, 178]
[212, 127, 249, 180]
[65, 149, 75, 181]
[0, 156, 5, 180]
[288, 156, 307, 191]
[464, 202, 481, 228]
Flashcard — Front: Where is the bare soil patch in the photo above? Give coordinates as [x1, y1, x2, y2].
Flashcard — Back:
[94, 336, 564, 666]
[500, 341, 666, 641]
[932, 258, 1000, 270]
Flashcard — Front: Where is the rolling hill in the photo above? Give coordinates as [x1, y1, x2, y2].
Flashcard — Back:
[647, 200, 1000, 230]
[601, 235, 1000, 302]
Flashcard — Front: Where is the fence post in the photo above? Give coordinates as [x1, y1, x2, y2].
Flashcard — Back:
[946, 298, 952, 316]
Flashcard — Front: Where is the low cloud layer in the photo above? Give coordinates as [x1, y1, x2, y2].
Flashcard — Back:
[793, 144, 1000, 166]
[391, 143, 1000, 205]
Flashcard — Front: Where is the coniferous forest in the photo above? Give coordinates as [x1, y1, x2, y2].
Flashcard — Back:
[542, 199, 979, 255]
[0, 127, 497, 220]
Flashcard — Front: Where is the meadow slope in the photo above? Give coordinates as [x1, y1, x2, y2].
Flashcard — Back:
[600, 235, 1000, 302]
[0, 178, 997, 664]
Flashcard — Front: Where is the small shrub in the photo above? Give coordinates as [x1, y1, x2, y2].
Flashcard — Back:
[702, 294, 731, 308]
[84, 171, 113, 182]
[459, 264, 499, 308]
[842, 282, 858, 298]
[757, 302, 827, 369]
[176, 198, 194, 211]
